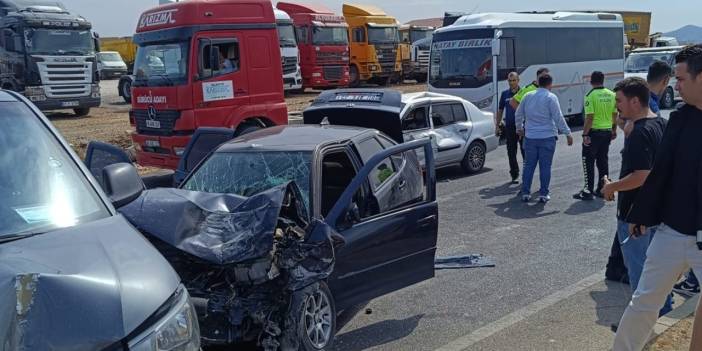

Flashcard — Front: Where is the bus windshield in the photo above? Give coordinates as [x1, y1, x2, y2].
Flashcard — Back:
[429, 36, 493, 89]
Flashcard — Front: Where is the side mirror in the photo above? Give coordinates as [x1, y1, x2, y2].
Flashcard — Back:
[102, 163, 145, 208]
[337, 202, 360, 230]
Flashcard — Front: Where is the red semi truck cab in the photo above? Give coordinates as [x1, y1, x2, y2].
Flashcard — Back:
[130, 0, 287, 169]
[276, 2, 350, 89]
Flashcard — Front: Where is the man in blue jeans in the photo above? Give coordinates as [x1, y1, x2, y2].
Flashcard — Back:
[515, 73, 574, 203]
[601, 77, 672, 328]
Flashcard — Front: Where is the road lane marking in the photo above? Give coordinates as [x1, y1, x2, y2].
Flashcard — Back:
[434, 270, 605, 351]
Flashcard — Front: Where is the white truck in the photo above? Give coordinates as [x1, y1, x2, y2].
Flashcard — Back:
[274, 9, 302, 92]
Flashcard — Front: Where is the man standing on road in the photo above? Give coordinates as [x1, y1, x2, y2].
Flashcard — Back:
[600, 77, 672, 326]
[574, 71, 618, 201]
[497, 72, 524, 183]
[612, 44, 702, 351]
[515, 73, 574, 203]
[509, 67, 549, 111]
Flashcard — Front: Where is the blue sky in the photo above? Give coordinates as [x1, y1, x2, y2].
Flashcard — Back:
[62, 0, 696, 37]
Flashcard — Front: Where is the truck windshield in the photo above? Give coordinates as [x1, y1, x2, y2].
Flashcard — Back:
[0, 101, 109, 239]
[410, 29, 433, 43]
[98, 52, 123, 62]
[312, 26, 348, 45]
[429, 33, 493, 89]
[277, 23, 297, 48]
[368, 26, 398, 45]
[24, 28, 94, 55]
[182, 151, 312, 211]
[133, 41, 189, 87]
[625, 52, 675, 73]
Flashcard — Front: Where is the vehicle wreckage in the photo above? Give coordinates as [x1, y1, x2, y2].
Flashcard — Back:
[87, 89, 440, 350]
[119, 183, 343, 350]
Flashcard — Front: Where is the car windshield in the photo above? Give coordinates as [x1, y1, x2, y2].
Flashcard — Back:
[24, 28, 94, 55]
[368, 26, 398, 45]
[625, 52, 675, 73]
[410, 29, 433, 43]
[99, 52, 123, 62]
[277, 23, 297, 48]
[312, 26, 348, 45]
[182, 151, 313, 211]
[0, 101, 110, 239]
[133, 41, 189, 87]
[429, 37, 493, 89]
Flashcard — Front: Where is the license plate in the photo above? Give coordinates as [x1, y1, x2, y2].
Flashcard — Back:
[145, 140, 160, 148]
[62, 101, 79, 107]
[146, 120, 161, 129]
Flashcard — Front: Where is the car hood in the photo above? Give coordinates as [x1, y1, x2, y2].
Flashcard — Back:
[303, 89, 404, 143]
[0, 215, 180, 351]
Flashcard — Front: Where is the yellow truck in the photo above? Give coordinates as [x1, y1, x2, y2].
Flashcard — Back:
[619, 11, 652, 49]
[99, 36, 138, 71]
[343, 3, 402, 86]
[399, 25, 434, 81]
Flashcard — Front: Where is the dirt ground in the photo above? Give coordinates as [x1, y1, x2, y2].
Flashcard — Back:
[48, 80, 428, 159]
[644, 317, 693, 351]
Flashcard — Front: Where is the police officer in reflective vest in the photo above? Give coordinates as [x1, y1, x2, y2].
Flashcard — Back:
[574, 71, 618, 200]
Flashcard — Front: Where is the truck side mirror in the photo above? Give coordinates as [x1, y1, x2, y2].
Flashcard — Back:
[102, 163, 144, 208]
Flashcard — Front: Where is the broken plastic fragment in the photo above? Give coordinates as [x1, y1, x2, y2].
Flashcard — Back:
[434, 254, 495, 270]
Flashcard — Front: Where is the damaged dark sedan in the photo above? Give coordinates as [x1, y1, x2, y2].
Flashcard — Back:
[91, 90, 439, 350]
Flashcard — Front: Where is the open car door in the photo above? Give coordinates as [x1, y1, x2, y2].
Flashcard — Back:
[326, 138, 438, 311]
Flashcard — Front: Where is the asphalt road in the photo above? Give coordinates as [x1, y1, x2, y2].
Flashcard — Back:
[333, 109, 685, 351]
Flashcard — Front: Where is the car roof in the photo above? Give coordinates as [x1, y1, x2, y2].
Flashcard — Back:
[401, 91, 466, 105]
[215, 125, 377, 152]
[0, 90, 19, 102]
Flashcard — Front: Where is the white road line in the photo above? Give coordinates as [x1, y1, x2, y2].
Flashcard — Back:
[434, 270, 606, 351]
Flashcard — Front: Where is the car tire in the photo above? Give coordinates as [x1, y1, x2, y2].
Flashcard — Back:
[119, 78, 132, 103]
[349, 66, 360, 87]
[283, 282, 337, 351]
[73, 107, 90, 117]
[661, 87, 674, 109]
[461, 141, 486, 174]
[234, 123, 261, 136]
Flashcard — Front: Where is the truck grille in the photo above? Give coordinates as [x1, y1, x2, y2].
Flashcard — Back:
[36, 57, 93, 98]
[323, 66, 344, 81]
[133, 109, 181, 136]
[375, 45, 397, 64]
[417, 49, 430, 66]
[282, 57, 297, 75]
[316, 52, 345, 65]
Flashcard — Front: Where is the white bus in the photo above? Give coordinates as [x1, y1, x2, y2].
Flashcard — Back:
[428, 12, 625, 121]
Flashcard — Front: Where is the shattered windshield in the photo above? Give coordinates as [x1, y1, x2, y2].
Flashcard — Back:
[0, 102, 109, 238]
[182, 151, 313, 211]
[24, 28, 94, 55]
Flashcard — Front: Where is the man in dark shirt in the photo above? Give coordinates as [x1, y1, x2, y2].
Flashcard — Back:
[601, 77, 671, 326]
[612, 44, 702, 351]
[496, 72, 524, 183]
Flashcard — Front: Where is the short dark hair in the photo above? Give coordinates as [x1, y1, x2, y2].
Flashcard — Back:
[675, 44, 702, 78]
[590, 71, 605, 85]
[536, 67, 549, 77]
[647, 60, 672, 83]
[614, 77, 650, 106]
[538, 73, 553, 87]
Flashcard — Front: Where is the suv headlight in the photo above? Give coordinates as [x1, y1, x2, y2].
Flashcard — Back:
[474, 96, 494, 110]
[129, 285, 200, 351]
